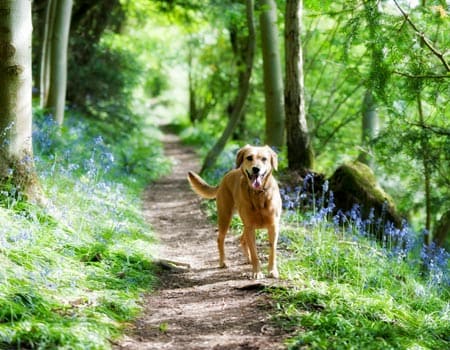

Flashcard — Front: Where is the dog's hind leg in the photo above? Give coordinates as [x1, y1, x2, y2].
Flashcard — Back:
[217, 206, 232, 268]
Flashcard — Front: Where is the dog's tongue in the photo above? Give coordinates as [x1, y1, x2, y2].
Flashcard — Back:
[251, 174, 262, 189]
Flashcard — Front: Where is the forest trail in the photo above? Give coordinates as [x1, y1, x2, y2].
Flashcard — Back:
[114, 132, 287, 350]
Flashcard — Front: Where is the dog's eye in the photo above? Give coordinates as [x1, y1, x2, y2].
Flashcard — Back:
[246, 156, 253, 161]
[262, 157, 267, 162]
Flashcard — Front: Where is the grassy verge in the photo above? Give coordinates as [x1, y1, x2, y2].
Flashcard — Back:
[0, 111, 170, 349]
[273, 208, 449, 349]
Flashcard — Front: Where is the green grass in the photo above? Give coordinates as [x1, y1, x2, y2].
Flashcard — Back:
[0, 111, 170, 349]
[273, 221, 449, 350]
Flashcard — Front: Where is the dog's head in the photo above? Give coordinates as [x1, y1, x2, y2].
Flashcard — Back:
[236, 145, 278, 190]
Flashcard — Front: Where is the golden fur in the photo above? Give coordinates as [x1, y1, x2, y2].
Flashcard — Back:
[187, 145, 282, 279]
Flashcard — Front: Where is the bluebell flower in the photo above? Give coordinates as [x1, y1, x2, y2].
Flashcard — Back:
[322, 180, 329, 193]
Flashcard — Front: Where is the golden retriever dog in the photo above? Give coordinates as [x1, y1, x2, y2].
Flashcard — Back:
[187, 145, 282, 279]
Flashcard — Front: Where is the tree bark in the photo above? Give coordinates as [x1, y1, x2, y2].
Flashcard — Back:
[418, 0, 432, 244]
[433, 209, 450, 249]
[200, 0, 256, 173]
[357, 89, 378, 167]
[284, 0, 314, 171]
[39, 0, 56, 108]
[258, 0, 285, 148]
[0, 0, 39, 200]
[358, 0, 381, 169]
[45, 0, 73, 125]
[418, 93, 432, 243]
[188, 46, 197, 123]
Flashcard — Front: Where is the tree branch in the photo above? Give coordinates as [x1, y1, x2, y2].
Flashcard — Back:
[393, 0, 450, 72]
[316, 111, 360, 155]
[408, 121, 450, 136]
[393, 70, 450, 79]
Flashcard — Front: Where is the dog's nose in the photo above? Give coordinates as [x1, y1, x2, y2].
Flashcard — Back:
[252, 167, 260, 174]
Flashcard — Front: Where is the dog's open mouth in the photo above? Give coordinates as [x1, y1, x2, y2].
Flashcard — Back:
[246, 171, 265, 190]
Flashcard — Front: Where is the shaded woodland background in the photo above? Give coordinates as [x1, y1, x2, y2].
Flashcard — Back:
[25, 0, 449, 250]
[0, 1, 448, 348]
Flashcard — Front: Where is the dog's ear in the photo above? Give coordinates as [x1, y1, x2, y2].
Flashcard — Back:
[236, 145, 250, 168]
[266, 146, 278, 171]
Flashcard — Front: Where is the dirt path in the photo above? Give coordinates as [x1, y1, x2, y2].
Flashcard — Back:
[114, 133, 287, 350]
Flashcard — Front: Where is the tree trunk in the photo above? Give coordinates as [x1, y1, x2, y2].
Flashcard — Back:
[433, 209, 450, 249]
[187, 43, 200, 124]
[200, 0, 256, 174]
[357, 89, 378, 167]
[418, 0, 432, 245]
[45, 0, 73, 125]
[258, 0, 285, 148]
[39, 0, 56, 108]
[418, 93, 432, 243]
[284, 0, 314, 171]
[358, 1, 381, 169]
[0, 0, 39, 200]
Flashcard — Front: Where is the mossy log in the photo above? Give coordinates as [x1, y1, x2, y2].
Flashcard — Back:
[328, 161, 403, 240]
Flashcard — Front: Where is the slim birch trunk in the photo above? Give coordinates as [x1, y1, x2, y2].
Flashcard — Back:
[46, 0, 73, 125]
[40, 0, 56, 108]
[357, 89, 378, 167]
[258, 0, 285, 148]
[358, 0, 380, 169]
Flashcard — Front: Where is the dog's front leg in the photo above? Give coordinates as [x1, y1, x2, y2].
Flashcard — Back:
[240, 234, 251, 264]
[244, 226, 263, 279]
[267, 224, 279, 278]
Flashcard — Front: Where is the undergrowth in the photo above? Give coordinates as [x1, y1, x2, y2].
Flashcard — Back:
[0, 110, 170, 349]
[185, 133, 449, 350]
[276, 177, 449, 349]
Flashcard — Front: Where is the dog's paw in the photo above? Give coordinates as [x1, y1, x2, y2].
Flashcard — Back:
[251, 271, 265, 279]
[268, 269, 279, 279]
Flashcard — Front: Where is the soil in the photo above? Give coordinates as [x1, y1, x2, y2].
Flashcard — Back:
[113, 133, 289, 350]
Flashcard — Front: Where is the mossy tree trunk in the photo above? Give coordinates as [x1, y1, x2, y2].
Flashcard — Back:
[0, 0, 40, 201]
[284, 0, 314, 171]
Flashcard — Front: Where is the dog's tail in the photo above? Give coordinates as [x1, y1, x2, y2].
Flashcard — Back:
[187, 171, 218, 199]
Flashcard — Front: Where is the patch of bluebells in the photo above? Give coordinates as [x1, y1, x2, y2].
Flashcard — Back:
[281, 175, 334, 225]
[280, 185, 303, 211]
[82, 136, 115, 180]
[280, 173, 318, 212]
[280, 173, 449, 288]
[421, 241, 450, 287]
[33, 114, 116, 182]
[32, 114, 59, 155]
